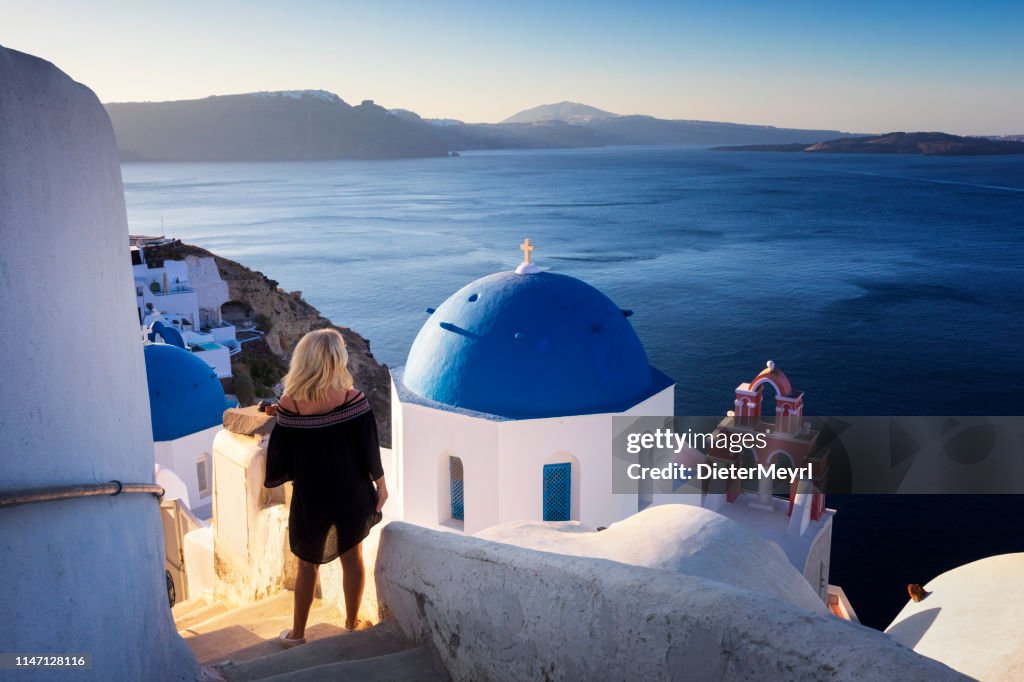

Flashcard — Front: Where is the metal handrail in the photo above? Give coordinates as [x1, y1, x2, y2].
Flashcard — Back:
[0, 481, 164, 509]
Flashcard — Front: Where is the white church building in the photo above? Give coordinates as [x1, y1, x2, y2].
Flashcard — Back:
[390, 241, 675, 534]
[144, 341, 230, 519]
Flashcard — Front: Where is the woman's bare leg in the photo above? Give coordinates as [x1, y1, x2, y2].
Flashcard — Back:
[290, 559, 319, 639]
[339, 543, 364, 629]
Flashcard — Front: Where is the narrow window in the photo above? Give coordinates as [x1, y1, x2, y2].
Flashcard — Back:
[449, 456, 464, 521]
[543, 463, 571, 521]
[196, 453, 212, 498]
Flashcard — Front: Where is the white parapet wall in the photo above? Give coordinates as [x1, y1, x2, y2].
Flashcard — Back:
[374, 522, 968, 682]
[212, 428, 287, 605]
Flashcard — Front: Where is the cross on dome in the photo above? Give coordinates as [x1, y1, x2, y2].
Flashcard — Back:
[515, 238, 540, 275]
[520, 238, 535, 263]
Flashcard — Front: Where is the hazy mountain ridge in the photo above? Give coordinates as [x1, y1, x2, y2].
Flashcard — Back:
[712, 132, 1024, 156]
[106, 91, 874, 161]
[106, 91, 448, 161]
[393, 102, 856, 150]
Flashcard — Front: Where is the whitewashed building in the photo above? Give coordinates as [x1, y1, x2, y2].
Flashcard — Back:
[144, 342, 229, 519]
[390, 242, 675, 534]
[387, 244, 838, 607]
[132, 236, 237, 378]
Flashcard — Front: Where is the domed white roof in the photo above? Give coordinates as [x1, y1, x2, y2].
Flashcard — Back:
[475, 504, 826, 613]
[886, 552, 1024, 681]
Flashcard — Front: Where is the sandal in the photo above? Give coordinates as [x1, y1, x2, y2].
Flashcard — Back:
[278, 629, 306, 648]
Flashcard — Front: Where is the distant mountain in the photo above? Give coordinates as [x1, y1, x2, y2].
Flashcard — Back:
[105, 91, 865, 161]
[389, 105, 855, 150]
[502, 101, 618, 124]
[106, 91, 448, 161]
[713, 132, 1024, 156]
[497, 102, 854, 145]
[388, 106, 603, 149]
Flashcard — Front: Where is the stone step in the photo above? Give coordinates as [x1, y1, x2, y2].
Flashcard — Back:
[179, 592, 296, 636]
[181, 592, 350, 666]
[252, 645, 446, 682]
[171, 596, 209, 621]
[215, 622, 409, 681]
[175, 601, 230, 631]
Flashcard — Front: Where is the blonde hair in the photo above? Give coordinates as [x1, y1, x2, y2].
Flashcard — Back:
[282, 329, 354, 403]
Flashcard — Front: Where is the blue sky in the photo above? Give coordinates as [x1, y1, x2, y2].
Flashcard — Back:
[3, 0, 1022, 133]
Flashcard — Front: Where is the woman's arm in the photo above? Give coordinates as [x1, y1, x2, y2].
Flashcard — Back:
[360, 408, 387, 512]
[361, 409, 385, 480]
[374, 476, 388, 513]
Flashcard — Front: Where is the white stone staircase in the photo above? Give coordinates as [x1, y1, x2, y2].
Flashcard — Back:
[172, 593, 446, 681]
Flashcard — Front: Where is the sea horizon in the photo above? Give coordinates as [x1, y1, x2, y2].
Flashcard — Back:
[122, 145, 1024, 417]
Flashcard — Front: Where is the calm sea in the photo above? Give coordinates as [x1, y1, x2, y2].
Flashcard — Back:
[121, 145, 1024, 629]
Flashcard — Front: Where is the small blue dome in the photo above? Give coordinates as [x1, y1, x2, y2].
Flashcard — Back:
[403, 270, 661, 418]
[144, 344, 227, 441]
[149, 320, 186, 349]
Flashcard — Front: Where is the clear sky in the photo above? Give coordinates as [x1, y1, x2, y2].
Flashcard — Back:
[3, 1, 1022, 134]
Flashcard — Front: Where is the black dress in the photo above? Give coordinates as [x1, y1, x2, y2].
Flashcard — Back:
[264, 392, 384, 564]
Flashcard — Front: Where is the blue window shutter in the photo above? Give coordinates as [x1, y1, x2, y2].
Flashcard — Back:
[543, 463, 571, 521]
[449, 456, 464, 521]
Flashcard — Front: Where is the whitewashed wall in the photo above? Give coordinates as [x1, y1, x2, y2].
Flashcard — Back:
[193, 344, 232, 378]
[375, 522, 966, 682]
[154, 426, 219, 516]
[185, 255, 230, 326]
[393, 380, 674, 534]
[396, 399, 500, 534]
[0, 46, 199, 681]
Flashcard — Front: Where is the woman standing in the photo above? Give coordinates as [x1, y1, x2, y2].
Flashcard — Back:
[264, 329, 387, 646]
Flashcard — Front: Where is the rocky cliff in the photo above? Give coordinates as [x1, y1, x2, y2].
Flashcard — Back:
[144, 241, 392, 446]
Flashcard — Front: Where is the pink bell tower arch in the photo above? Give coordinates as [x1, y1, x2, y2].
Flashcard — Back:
[734, 360, 805, 431]
[716, 361, 826, 521]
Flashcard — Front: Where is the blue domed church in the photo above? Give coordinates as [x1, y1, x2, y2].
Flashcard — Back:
[390, 241, 675, 534]
[145, 342, 228, 518]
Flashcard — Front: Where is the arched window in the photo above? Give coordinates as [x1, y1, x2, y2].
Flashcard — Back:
[543, 462, 571, 521]
[758, 382, 778, 423]
[449, 456, 464, 522]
